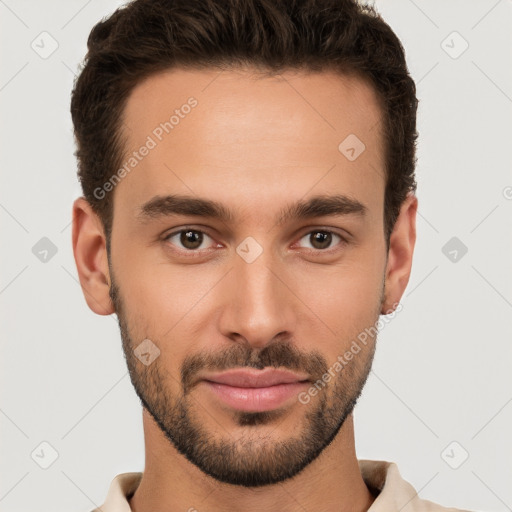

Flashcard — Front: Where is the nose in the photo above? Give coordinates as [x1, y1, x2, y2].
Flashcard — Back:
[218, 246, 297, 350]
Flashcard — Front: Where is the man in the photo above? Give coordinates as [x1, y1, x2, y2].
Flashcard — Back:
[71, 0, 470, 510]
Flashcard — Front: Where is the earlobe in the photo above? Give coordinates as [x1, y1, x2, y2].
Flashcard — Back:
[381, 193, 418, 314]
[72, 197, 114, 315]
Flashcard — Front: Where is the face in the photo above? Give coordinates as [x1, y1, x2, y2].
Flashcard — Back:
[105, 67, 391, 487]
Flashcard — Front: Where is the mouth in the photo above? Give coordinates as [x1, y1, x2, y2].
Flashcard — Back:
[200, 368, 310, 412]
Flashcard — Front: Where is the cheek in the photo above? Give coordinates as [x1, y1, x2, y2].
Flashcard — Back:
[308, 256, 382, 304]
[116, 255, 224, 370]
[297, 258, 383, 350]
[112, 231, 207, 325]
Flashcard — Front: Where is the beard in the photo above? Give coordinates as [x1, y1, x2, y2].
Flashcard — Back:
[109, 272, 381, 488]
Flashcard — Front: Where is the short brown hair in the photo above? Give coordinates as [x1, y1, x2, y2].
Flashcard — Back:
[71, 0, 418, 250]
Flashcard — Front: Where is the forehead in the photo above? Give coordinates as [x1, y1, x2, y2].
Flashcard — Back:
[115, 67, 385, 223]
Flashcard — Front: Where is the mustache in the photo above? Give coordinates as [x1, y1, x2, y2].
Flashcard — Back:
[181, 339, 328, 394]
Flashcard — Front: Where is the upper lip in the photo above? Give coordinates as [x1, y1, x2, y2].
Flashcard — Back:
[202, 368, 310, 388]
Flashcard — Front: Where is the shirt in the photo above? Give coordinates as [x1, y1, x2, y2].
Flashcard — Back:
[90, 459, 471, 512]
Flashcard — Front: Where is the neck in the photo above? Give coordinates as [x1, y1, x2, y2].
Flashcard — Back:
[129, 409, 375, 512]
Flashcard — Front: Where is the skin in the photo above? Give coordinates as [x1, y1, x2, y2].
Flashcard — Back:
[72, 67, 417, 512]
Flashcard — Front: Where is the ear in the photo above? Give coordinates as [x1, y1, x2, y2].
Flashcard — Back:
[72, 197, 114, 315]
[381, 193, 418, 314]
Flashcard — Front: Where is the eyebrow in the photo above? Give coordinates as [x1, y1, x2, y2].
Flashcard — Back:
[137, 193, 367, 225]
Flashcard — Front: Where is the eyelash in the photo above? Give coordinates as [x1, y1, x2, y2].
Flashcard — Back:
[162, 226, 348, 256]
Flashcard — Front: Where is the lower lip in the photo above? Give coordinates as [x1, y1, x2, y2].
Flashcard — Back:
[203, 380, 309, 412]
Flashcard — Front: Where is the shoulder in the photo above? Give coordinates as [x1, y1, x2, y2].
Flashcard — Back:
[359, 459, 473, 512]
[88, 472, 143, 512]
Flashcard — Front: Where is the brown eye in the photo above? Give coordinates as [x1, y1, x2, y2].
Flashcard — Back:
[297, 230, 345, 251]
[164, 229, 214, 251]
[180, 230, 203, 249]
[310, 231, 332, 249]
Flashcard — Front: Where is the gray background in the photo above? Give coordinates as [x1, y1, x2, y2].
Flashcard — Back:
[1, 0, 511, 511]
